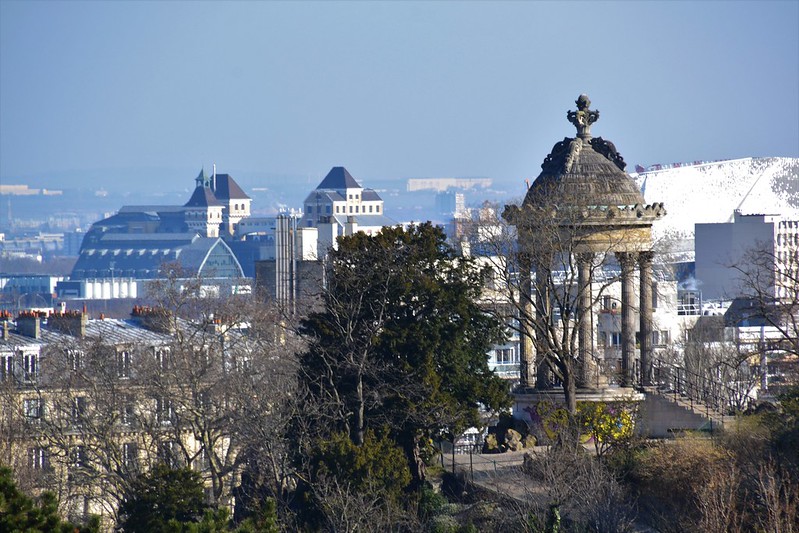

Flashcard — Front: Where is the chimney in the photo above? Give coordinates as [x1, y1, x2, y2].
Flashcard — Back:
[2, 321, 9, 341]
[48, 309, 88, 337]
[344, 216, 358, 236]
[131, 305, 173, 334]
[16, 311, 43, 339]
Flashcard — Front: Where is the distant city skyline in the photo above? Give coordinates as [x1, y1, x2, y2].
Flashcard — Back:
[1, 1, 797, 194]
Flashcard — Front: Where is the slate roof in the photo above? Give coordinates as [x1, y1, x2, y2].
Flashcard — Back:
[70, 235, 242, 280]
[331, 214, 396, 228]
[184, 186, 222, 208]
[119, 205, 185, 214]
[303, 189, 382, 205]
[316, 167, 361, 190]
[361, 190, 382, 201]
[100, 233, 198, 243]
[213, 174, 250, 200]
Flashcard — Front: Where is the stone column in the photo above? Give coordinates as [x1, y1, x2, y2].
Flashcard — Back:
[638, 251, 654, 386]
[534, 257, 552, 389]
[519, 255, 535, 389]
[577, 253, 598, 388]
[616, 252, 638, 387]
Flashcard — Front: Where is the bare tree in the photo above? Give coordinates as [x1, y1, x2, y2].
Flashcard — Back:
[478, 188, 644, 416]
[731, 244, 799, 359]
[682, 316, 759, 412]
[135, 275, 304, 511]
[4, 282, 302, 526]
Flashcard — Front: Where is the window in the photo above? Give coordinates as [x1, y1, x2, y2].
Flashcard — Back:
[307, 205, 313, 214]
[653, 330, 671, 346]
[156, 397, 174, 425]
[193, 448, 211, 472]
[117, 350, 131, 378]
[28, 447, 49, 469]
[155, 349, 170, 371]
[335, 206, 340, 214]
[355, 206, 359, 213]
[67, 350, 82, 371]
[160, 441, 182, 468]
[72, 397, 87, 424]
[24, 398, 44, 423]
[611, 332, 622, 346]
[122, 442, 138, 468]
[1, 355, 13, 381]
[349, 206, 353, 214]
[602, 295, 612, 310]
[70, 445, 87, 469]
[120, 395, 135, 426]
[237, 356, 252, 372]
[23, 353, 38, 381]
[326, 205, 331, 214]
[495, 348, 516, 364]
[369, 205, 373, 213]
[376, 205, 380, 213]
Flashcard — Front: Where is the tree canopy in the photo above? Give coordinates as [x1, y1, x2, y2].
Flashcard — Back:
[0, 466, 98, 533]
[298, 223, 510, 483]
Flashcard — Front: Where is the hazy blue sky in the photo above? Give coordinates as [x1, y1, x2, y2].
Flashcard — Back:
[1, 1, 797, 191]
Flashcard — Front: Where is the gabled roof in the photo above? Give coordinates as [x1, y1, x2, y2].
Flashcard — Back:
[316, 167, 361, 190]
[213, 174, 250, 201]
[184, 186, 222, 208]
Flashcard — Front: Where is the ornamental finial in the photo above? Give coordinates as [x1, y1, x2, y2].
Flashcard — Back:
[567, 94, 600, 139]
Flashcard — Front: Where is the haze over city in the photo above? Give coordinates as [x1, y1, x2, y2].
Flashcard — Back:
[1, 1, 797, 198]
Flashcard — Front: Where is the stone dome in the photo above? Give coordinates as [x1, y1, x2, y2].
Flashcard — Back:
[523, 95, 646, 209]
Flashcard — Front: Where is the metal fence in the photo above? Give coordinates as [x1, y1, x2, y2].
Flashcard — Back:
[651, 357, 749, 428]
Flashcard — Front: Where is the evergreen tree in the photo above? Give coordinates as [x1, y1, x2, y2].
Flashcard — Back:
[299, 223, 510, 485]
[0, 466, 99, 533]
[118, 465, 210, 532]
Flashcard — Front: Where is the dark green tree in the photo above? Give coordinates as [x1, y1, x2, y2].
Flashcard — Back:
[299, 223, 510, 485]
[118, 464, 212, 532]
[0, 466, 99, 533]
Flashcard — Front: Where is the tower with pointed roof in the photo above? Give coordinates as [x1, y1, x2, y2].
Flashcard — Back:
[184, 169, 224, 238]
[300, 166, 394, 243]
[182, 168, 251, 238]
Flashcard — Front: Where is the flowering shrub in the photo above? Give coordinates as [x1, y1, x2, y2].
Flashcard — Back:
[578, 401, 637, 456]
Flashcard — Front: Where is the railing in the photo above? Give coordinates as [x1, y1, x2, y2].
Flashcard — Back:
[651, 357, 746, 429]
[490, 363, 521, 377]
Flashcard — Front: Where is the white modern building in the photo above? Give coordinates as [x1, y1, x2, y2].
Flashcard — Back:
[695, 211, 799, 301]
